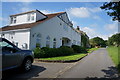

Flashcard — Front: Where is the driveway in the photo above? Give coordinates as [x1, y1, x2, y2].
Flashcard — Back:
[58, 48, 118, 78]
[2, 48, 118, 80]
[2, 61, 77, 80]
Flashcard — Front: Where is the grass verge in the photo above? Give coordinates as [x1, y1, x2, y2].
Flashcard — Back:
[107, 46, 119, 72]
[39, 48, 98, 61]
[39, 53, 86, 61]
[87, 48, 99, 53]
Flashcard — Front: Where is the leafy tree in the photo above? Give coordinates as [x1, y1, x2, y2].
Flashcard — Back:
[100, 2, 120, 22]
[90, 37, 106, 47]
[108, 33, 120, 46]
[81, 34, 89, 48]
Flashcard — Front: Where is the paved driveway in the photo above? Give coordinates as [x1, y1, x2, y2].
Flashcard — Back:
[58, 48, 118, 78]
[2, 48, 118, 80]
[2, 61, 77, 80]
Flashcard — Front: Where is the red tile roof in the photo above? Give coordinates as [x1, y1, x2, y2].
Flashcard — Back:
[0, 12, 65, 31]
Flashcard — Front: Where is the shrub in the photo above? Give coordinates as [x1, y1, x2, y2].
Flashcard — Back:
[41, 46, 74, 58]
[33, 47, 45, 58]
[59, 46, 74, 56]
[60, 46, 71, 48]
[36, 43, 40, 47]
[41, 47, 50, 52]
[45, 48, 62, 57]
[71, 45, 87, 53]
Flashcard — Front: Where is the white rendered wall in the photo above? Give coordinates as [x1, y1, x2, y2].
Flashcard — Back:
[10, 13, 36, 26]
[30, 16, 81, 50]
[0, 29, 30, 49]
[9, 11, 46, 26]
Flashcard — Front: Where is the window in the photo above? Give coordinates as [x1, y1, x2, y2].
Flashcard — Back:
[1, 34, 5, 38]
[22, 43, 28, 49]
[73, 40, 76, 45]
[46, 36, 50, 48]
[0, 41, 14, 53]
[36, 33, 41, 47]
[0, 41, 13, 48]
[9, 32, 15, 40]
[31, 13, 34, 20]
[15, 42, 18, 47]
[53, 38, 56, 48]
[27, 14, 31, 21]
[27, 13, 34, 21]
[11, 17, 16, 24]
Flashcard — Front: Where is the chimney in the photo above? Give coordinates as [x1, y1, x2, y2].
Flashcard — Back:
[77, 26, 80, 30]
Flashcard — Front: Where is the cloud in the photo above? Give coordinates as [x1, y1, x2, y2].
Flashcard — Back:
[67, 7, 101, 19]
[18, 3, 33, 12]
[0, 17, 8, 22]
[67, 7, 90, 18]
[93, 16, 101, 20]
[89, 7, 102, 13]
[104, 22, 118, 31]
[72, 21, 78, 28]
[0, 17, 9, 27]
[40, 10, 56, 14]
[81, 27, 97, 38]
[81, 26, 117, 40]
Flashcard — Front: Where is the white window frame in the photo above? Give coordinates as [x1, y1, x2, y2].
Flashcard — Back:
[46, 36, 50, 48]
[53, 38, 56, 48]
[11, 17, 17, 24]
[36, 33, 42, 47]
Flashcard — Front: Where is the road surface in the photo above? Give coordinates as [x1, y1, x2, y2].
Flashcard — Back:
[2, 48, 118, 80]
[58, 48, 118, 78]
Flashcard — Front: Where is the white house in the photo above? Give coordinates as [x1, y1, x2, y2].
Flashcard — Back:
[0, 10, 81, 50]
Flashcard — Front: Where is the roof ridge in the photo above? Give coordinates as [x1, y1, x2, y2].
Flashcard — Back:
[46, 11, 66, 15]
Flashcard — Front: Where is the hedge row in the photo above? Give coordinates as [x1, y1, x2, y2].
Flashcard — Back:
[33, 45, 87, 58]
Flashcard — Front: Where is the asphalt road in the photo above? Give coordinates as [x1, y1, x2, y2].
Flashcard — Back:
[2, 48, 118, 80]
[58, 48, 118, 78]
[2, 60, 76, 80]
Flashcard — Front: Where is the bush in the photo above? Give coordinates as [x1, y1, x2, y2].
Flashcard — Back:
[40, 46, 74, 58]
[36, 43, 40, 47]
[45, 48, 62, 57]
[59, 46, 74, 56]
[71, 45, 87, 53]
[33, 47, 45, 58]
[60, 46, 71, 48]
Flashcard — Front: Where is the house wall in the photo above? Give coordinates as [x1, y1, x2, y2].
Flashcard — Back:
[30, 16, 81, 50]
[10, 11, 46, 26]
[10, 13, 36, 26]
[0, 29, 30, 49]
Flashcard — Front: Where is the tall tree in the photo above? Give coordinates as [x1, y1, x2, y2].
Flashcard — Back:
[100, 2, 120, 22]
[108, 33, 120, 46]
[90, 37, 106, 47]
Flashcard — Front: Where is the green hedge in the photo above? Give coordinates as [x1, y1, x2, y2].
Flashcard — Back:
[33, 47, 45, 58]
[71, 45, 87, 53]
[34, 45, 86, 58]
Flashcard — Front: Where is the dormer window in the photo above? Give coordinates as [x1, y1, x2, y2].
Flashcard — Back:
[11, 17, 16, 24]
[27, 13, 34, 21]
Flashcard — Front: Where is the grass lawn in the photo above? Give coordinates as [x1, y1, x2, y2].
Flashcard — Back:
[39, 48, 99, 61]
[87, 48, 99, 53]
[107, 46, 119, 71]
[39, 53, 86, 61]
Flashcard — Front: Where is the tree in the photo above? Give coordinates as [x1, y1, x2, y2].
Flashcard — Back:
[100, 2, 120, 22]
[108, 33, 120, 46]
[90, 37, 106, 47]
[81, 34, 90, 48]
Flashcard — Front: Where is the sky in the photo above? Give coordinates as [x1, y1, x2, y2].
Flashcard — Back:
[0, 2, 118, 40]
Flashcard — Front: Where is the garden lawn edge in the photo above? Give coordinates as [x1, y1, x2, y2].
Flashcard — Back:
[35, 53, 88, 63]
